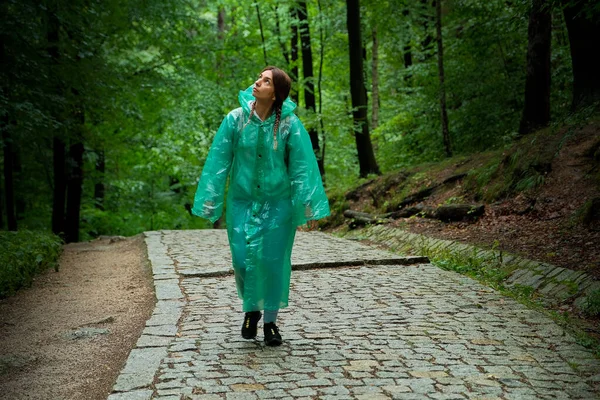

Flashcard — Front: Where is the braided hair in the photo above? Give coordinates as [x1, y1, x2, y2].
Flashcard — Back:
[272, 105, 282, 150]
[241, 100, 256, 133]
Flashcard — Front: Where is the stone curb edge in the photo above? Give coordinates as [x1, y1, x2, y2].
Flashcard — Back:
[177, 255, 431, 278]
[108, 231, 183, 399]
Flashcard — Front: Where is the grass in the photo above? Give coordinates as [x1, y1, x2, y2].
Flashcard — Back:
[582, 289, 600, 317]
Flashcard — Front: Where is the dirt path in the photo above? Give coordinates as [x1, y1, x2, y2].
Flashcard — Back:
[0, 235, 155, 400]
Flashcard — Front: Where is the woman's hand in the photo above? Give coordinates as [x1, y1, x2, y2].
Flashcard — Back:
[203, 200, 215, 217]
[304, 204, 312, 219]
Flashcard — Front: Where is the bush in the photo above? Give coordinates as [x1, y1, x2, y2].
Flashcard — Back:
[0, 230, 63, 298]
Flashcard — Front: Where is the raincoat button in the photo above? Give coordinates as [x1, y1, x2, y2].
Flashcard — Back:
[258, 154, 262, 158]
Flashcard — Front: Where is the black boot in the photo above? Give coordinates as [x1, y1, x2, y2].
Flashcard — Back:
[241, 311, 262, 339]
[264, 322, 282, 346]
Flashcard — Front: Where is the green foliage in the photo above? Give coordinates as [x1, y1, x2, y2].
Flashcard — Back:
[0, 231, 63, 298]
[582, 290, 600, 317]
[0, 0, 593, 239]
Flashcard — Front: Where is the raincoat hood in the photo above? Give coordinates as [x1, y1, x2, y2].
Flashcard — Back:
[238, 85, 297, 119]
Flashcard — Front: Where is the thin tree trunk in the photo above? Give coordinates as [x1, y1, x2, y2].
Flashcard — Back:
[2, 129, 16, 231]
[0, 34, 11, 230]
[256, 4, 268, 66]
[274, 6, 290, 64]
[317, 0, 326, 177]
[402, 9, 413, 82]
[65, 138, 84, 243]
[519, 0, 551, 136]
[297, 0, 324, 176]
[217, 6, 226, 79]
[346, 0, 380, 177]
[420, 0, 435, 59]
[371, 26, 380, 130]
[0, 169, 3, 229]
[217, 8, 226, 39]
[561, 0, 600, 110]
[47, 0, 67, 237]
[13, 147, 24, 219]
[403, 45, 413, 68]
[94, 149, 105, 210]
[52, 137, 66, 236]
[435, 0, 452, 157]
[290, 5, 300, 103]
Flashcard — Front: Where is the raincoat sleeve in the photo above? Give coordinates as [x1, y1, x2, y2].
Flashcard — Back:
[191, 113, 235, 223]
[287, 116, 330, 226]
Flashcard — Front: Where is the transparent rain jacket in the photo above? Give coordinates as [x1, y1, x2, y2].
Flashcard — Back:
[192, 86, 330, 312]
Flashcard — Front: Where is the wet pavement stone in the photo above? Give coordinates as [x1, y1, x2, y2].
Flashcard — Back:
[109, 229, 600, 399]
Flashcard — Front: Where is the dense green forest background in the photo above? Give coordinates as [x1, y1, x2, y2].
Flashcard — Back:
[1, 0, 598, 242]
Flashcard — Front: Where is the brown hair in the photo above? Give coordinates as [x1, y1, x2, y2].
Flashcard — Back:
[243, 66, 292, 150]
[263, 66, 291, 150]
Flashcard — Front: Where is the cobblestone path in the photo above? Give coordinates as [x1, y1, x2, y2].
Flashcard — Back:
[109, 230, 600, 400]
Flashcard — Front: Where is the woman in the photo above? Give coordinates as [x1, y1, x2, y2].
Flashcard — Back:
[192, 66, 330, 346]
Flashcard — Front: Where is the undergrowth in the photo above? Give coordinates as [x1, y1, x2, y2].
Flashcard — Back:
[0, 230, 63, 298]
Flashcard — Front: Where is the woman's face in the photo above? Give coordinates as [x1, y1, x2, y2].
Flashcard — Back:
[252, 70, 276, 102]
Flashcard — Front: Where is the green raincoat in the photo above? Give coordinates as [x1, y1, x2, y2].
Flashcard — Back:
[192, 86, 330, 312]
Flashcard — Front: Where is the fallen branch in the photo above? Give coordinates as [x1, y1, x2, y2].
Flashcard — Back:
[346, 203, 485, 224]
[343, 210, 392, 228]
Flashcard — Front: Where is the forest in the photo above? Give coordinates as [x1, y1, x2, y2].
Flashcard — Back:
[1, 0, 599, 245]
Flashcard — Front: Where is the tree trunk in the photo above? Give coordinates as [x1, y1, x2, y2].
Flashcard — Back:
[94, 149, 105, 211]
[2, 129, 17, 231]
[217, 7, 226, 40]
[386, 204, 484, 221]
[290, 5, 300, 104]
[346, 0, 380, 177]
[0, 169, 3, 229]
[0, 34, 15, 231]
[420, 0, 435, 60]
[371, 26, 380, 130]
[345, 204, 484, 223]
[12, 148, 24, 219]
[47, 1, 67, 237]
[435, 0, 452, 157]
[317, 0, 326, 178]
[65, 139, 84, 243]
[52, 137, 66, 236]
[402, 9, 414, 81]
[216, 6, 226, 79]
[255, 4, 268, 65]
[274, 6, 290, 64]
[519, 0, 551, 136]
[403, 45, 413, 69]
[343, 210, 391, 227]
[561, 0, 600, 110]
[297, 1, 324, 176]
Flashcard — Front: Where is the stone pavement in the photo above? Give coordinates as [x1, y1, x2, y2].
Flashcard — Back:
[108, 230, 600, 400]
[341, 225, 600, 314]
